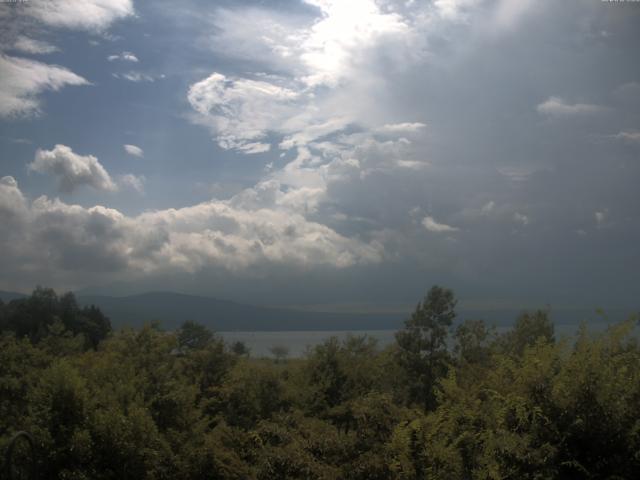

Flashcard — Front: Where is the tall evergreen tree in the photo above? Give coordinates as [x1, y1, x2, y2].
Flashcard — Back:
[395, 285, 456, 410]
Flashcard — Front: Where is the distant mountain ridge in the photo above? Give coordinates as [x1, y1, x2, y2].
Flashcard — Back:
[76, 291, 404, 332]
[2, 290, 629, 332]
[0, 290, 27, 302]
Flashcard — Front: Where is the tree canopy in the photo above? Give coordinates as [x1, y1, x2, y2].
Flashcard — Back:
[1, 286, 639, 479]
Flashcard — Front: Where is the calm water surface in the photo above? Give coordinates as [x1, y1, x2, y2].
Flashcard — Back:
[219, 323, 613, 358]
[219, 330, 396, 358]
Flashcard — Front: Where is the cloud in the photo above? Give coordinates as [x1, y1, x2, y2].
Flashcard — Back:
[0, 176, 29, 223]
[611, 131, 640, 144]
[0, 54, 88, 118]
[139, 181, 383, 272]
[113, 71, 162, 82]
[0, 1, 133, 119]
[513, 212, 529, 226]
[29, 144, 117, 193]
[492, 0, 536, 30]
[422, 216, 459, 233]
[118, 174, 145, 193]
[613, 82, 640, 104]
[204, 7, 307, 74]
[434, 0, 481, 22]
[595, 210, 607, 228]
[154, 1, 640, 310]
[20, 0, 134, 31]
[3, 0, 638, 306]
[396, 160, 428, 170]
[278, 117, 351, 150]
[190, 0, 419, 154]
[12, 36, 59, 54]
[481, 200, 495, 214]
[183, 0, 447, 277]
[536, 96, 604, 116]
[123, 144, 144, 157]
[207, 1, 412, 84]
[5, 194, 136, 275]
[374, 123, 427, 134]
[107, 51, 139, 62]
[237, 142, 271, 154]
[296, 0, 410, 87]
[188, 72, 301, 152]
[0, 178, 383, 288]
[8, 138, 32, 145]
[497, 165, 543, 182]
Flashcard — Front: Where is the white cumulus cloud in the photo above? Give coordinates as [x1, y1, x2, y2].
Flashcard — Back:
[29, 144, 117, 193]
[0, 177, 383, 288]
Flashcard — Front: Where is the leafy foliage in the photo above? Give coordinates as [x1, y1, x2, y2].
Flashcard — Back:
[1, 286, 639, 479]
[0, 287, 111, 348]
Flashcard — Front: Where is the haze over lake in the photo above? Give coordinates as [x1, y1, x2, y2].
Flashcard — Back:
[220, 321, 618, 358]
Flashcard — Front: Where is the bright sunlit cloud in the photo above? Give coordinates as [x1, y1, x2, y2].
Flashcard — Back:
[0, 0, 638, 308]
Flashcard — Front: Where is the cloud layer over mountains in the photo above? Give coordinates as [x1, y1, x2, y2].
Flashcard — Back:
[0, 0, 639, 308]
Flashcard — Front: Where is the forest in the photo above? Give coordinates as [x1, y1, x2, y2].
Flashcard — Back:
[1, 286, 639, 479]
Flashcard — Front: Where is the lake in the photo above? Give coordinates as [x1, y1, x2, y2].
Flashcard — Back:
[219, 330, 397, 357]
[219, 322, 616, 358]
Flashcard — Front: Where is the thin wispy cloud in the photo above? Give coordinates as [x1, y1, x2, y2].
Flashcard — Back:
[118, 173, 145, 193]
[513, 212, 530, 227]
[422, 216, 459, 233]
[374, 123, 427, 134]
[611, 130, 640, 144]
[113, 71, 162, 82]
[124, 144, 144, 157]
[18, 0, 134, 31]
[0, 54, 88, 118]
[108, 51, 139, 62]
[12, 36, 59, 55]
[536, 96, 605, 117]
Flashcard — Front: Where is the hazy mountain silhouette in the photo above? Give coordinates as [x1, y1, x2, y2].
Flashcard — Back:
[0, 290, 27, 302]
[2, 289, 625, 332]
[76, 291, 404, 331]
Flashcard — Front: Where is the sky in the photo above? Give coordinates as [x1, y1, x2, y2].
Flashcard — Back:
[0, 0, 639, 312]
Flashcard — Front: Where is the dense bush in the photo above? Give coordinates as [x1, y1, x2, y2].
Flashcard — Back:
[1, 287, 639, 479]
